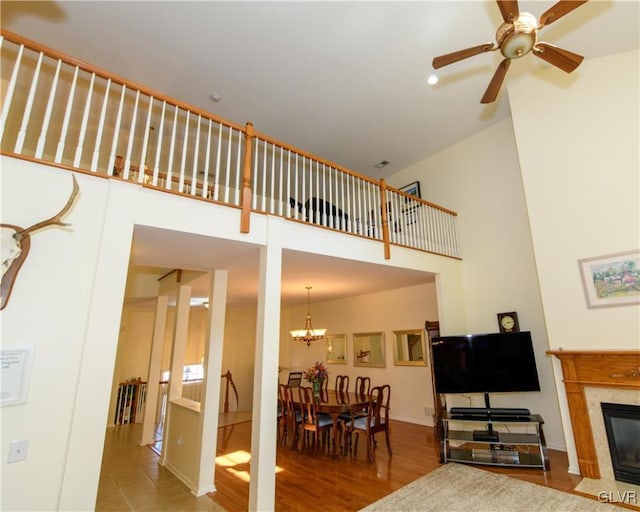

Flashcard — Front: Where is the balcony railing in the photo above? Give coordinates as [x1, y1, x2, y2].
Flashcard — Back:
[0, 30, 460, 259]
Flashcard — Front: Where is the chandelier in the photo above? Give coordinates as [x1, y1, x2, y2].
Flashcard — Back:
[290, 286, 326, 346]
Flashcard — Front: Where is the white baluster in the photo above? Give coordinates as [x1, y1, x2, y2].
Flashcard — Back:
[139, 96, 155, 183]
[72, 72, 95, 168]
[54, 66, 79, 164]
[14, 51, 44, 154]
[190, 114, 201, 195]
[178, 110, 190, 192]
[214, 123, 222, 201]
[166, 106, 179, 189]
[152, 101, 167, 182]
[202, 119, 213, 199]
[0, 43, 24, 143]
[234, 129, 242, 205]
[90, 78, 111, 172]
[107, 85, 126, 176]
[36, 59, 62, 159]
[124, 90, 140, 181]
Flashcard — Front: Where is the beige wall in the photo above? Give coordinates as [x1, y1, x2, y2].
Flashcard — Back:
[387, 49, 639, 463]
[387, 118, 564, 449]
[510, 49, 640, 351]
[1, 159, 135, 510]
[509, 49, 640, 472]
[283, 282, 439, 424]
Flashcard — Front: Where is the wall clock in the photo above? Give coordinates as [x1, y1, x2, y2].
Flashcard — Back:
[497, 311, 520, 334]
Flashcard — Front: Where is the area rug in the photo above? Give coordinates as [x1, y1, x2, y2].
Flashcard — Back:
[361, 463, 627, 511]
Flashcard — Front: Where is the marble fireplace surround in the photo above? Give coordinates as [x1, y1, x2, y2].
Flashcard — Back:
[548, 350, 640, 479]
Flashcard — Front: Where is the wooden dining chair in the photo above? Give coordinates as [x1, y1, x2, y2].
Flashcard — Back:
[277, 383, 287, 445]
[298, 386, 333, 455]
[287, 371, 303, 388]
[350, 384, 392, 462]
[335, 374, 350, 393]
[354, 376, 371, 400]
[279, 384, 303, 449]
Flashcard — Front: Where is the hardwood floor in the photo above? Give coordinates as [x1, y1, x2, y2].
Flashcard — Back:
[98, 419, 585, 511]
[209, 419, 584, 511]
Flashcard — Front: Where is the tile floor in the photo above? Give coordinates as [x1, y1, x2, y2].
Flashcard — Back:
[96, 424, 225, 511]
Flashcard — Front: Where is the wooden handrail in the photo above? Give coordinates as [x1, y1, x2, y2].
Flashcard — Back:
[0, 29, 246, 133]
[1, 29, 461, 260]
[221, 370, 239, 413]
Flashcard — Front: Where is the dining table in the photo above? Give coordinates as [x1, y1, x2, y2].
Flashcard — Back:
[293, 388, 370, 456]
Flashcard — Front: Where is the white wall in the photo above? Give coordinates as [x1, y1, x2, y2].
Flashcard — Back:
[1, 159, 134, 510]
[387, 119, 564, 449]
[283, 282, 439, 424]
[509, 50, 640, 472]
[510, 50, 640, 351]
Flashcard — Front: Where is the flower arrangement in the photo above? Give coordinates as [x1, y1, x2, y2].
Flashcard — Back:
[304, 361, 329, 383]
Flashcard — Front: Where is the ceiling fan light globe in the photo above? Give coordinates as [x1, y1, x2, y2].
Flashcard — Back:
[498, 12, 538, 60]
[501, 31, 537, 59]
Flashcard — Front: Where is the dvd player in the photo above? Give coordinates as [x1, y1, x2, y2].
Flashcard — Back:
[449, 407, 530, 416]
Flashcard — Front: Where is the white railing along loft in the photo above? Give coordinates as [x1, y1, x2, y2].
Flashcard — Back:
[0, 30, 460, 260]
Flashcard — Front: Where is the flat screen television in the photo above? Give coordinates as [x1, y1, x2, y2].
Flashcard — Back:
[430, 331, 540, 395]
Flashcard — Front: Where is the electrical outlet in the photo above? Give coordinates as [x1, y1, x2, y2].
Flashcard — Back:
[8, 439, 29, 463]
[176, 437, 182, 446]
[424, 406, 433, 416]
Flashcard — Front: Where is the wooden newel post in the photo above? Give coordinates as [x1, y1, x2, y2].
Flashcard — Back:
[380, 179, 391, 260]
[240, 122, 254, 234]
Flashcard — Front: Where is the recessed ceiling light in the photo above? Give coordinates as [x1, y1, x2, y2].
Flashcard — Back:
[426, 74, 439, 86]
[209, 93, 222, 102]
[374, 160, 390, 169]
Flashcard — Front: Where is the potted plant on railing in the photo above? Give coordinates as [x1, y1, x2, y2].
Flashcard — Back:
[304, 361, 329, 397]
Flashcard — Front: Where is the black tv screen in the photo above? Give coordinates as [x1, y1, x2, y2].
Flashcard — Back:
[431, 331, 540, 394]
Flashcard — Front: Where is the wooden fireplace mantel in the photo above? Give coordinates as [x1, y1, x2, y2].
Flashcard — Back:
[547, 350, 640, 479]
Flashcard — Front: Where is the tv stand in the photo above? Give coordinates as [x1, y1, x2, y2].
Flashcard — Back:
[442, 411, 548, 470]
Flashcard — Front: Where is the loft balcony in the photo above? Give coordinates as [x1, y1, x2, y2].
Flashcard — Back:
[0, 29, 460, 261]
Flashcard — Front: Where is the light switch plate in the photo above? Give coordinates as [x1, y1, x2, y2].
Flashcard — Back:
[8, 439, 28, 463]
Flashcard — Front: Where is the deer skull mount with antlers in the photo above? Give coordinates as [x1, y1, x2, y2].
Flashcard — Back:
[1, 175, 79, 310]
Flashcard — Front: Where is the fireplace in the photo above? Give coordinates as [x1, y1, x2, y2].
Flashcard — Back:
[601, 402, 640, 485]
[547, 350, 640, 479]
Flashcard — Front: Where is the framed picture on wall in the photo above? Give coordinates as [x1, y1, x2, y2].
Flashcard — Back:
[578, 250, 640, 308]
[399, 181, 421, 199]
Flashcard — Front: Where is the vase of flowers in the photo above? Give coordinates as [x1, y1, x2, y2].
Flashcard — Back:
[304, 361, 328, 397]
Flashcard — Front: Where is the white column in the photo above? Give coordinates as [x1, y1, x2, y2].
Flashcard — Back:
[169, 285, 191, 401]
[249, 218, 283, 511]
[161, 284, 191, 465]
[140, 295, 169, 446]
[195, 270, 228, 495]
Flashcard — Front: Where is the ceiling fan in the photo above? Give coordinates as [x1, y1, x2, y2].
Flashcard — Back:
[432, 1, 588, 103]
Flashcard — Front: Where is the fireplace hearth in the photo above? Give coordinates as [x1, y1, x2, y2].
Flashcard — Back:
[602, 402, 640, 485]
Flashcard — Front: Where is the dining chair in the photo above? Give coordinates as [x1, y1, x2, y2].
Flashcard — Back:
[350, 384, 392, 462]
[298, 386, 333, 455]
[277, 383, 287, 445]
[280, 384, 303, 449]
[335, 374, 350, 393]
[354, 376, 371, 400]
[287, 371, 303, 388]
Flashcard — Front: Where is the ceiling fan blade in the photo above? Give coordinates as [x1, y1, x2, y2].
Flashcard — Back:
[534, 42, 584, 73]
[497, 0, 519, 23]
[481, 59, 511, 104]
[539, 1, 588, 27]
[432, 43, 494, 69]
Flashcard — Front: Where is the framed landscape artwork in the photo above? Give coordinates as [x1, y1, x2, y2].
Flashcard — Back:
[578, 250, 640, 308]
[399, 181, 421, 199]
